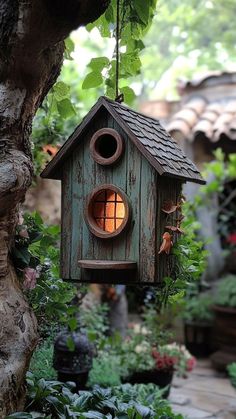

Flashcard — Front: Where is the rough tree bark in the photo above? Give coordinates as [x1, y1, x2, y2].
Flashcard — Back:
[0, 1, 109, 416]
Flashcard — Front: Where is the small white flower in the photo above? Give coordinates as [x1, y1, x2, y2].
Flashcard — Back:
[141, 326, 151, 336]
[133, 324, 142, 334]
[135, 343, 148, 354]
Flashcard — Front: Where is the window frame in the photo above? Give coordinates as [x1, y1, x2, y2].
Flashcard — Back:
[85, 184, 130, 239]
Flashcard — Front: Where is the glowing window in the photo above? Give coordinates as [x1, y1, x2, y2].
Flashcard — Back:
[85, 185, 130, 238]
[93, 189, 125, 233]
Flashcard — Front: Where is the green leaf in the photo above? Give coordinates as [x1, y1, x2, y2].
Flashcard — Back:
[12, 247, 31, 266]
[82, 71, 103, 89]
[120, 86, 136, 104]
[68, 317, 77, 332]
[84, 411, 106, 419]
[64, 37, 75, 60]
[88, 57, 109, 72]
[57, 98, 76, 119]
[133, 0, 150, 24]
[120, 52, 142, 76]
[66, 336, 76, 352]
[6, 414, 34, 419]
[53, 82, 70, 101]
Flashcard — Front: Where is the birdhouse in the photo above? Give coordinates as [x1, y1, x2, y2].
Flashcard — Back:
[41, 96, 204, 285]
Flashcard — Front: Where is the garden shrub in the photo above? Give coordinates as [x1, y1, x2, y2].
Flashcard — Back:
[29, 339, 57, 381]
[182, 294, 214, 323]
[214, 275, 236, 307]
[88, 353, 122, 387]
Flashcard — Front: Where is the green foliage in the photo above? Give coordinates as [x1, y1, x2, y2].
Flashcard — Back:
[31, 65, 77, 175]
[6, 375, 183, 419]
[158, 150, 236, 309]
[12, 212, 77, 334]
[88, 353, 122, 387]
[142, 304, 173, 346]
[156, 202, 207, 309]
[139, 0, 236, 99]
[214, 275, 236, 308]
[79, 303, 109, 343]
[29, 340, 57, 381]
[83, 0, 158, 102]
[182, 294, 214, 323]
[227, 363, 236, 389]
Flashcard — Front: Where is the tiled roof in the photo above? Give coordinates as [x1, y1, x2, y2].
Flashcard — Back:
[41, 96, 204, 184]
[177, 71, 236, 94]
[167, 96, 236, 142]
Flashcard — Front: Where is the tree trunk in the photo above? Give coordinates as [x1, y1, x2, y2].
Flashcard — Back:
[0, 1, 109, 416]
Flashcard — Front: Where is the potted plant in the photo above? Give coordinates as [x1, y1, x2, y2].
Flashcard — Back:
[211, 275, 236, 370]
[182, 294, 214, 357]
[125, 342, 196, 398]
[119, 331, 196, 397]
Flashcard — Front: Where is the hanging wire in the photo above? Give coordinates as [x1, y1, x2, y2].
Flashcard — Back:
[115, 0, 123, 102]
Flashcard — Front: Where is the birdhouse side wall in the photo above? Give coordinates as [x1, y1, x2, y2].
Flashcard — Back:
[155, 177, 183, 283]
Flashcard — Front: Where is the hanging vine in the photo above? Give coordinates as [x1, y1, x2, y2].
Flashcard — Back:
[83, 0, 158, 103]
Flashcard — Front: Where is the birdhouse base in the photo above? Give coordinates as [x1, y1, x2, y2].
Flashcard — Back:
[77, 259, 137, 284]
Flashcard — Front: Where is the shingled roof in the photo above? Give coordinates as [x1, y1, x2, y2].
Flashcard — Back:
[41, 96, 204, 184]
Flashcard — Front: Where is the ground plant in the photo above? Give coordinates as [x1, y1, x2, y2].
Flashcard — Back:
[29, 340, 57, 381]
[6, 375, 183, 419]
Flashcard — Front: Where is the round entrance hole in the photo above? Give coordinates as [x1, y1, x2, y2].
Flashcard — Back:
[85, 184, 130, 238]
[90, 128, 124, 165]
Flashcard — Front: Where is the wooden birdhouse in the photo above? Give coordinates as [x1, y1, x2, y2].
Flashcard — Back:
[41, 96, 204, 285]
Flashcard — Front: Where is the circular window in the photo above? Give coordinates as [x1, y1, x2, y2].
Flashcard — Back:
[90, 128, 124, 165]
[85, 185, 130, 238]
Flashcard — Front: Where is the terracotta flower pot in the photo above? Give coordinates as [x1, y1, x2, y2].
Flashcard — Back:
[125, 369, 173, 398]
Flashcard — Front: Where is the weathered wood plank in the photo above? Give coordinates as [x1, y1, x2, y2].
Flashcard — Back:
[70, 142, 84, 279]
[82, 127, 96, 263]
[111, 118, 128, 261]
[61, 159, 72, 279]
[92, 113, 113, 261]
[140, 158, 157, 282]
[125, 138, 141, 281]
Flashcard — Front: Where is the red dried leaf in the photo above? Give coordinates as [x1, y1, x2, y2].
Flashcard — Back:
[165, 225, 184, 234]
[161, 200, 178, 214]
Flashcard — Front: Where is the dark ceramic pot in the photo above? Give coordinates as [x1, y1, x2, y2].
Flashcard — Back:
[212, 305, 236, 349]
[184, 321, 213, 357]
[211, 305, 236, 371]
[53, 331, 95, 391]
[125, 369, 173, 398]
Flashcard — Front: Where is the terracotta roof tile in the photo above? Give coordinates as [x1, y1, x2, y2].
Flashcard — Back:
[168, 97, 236, 143]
